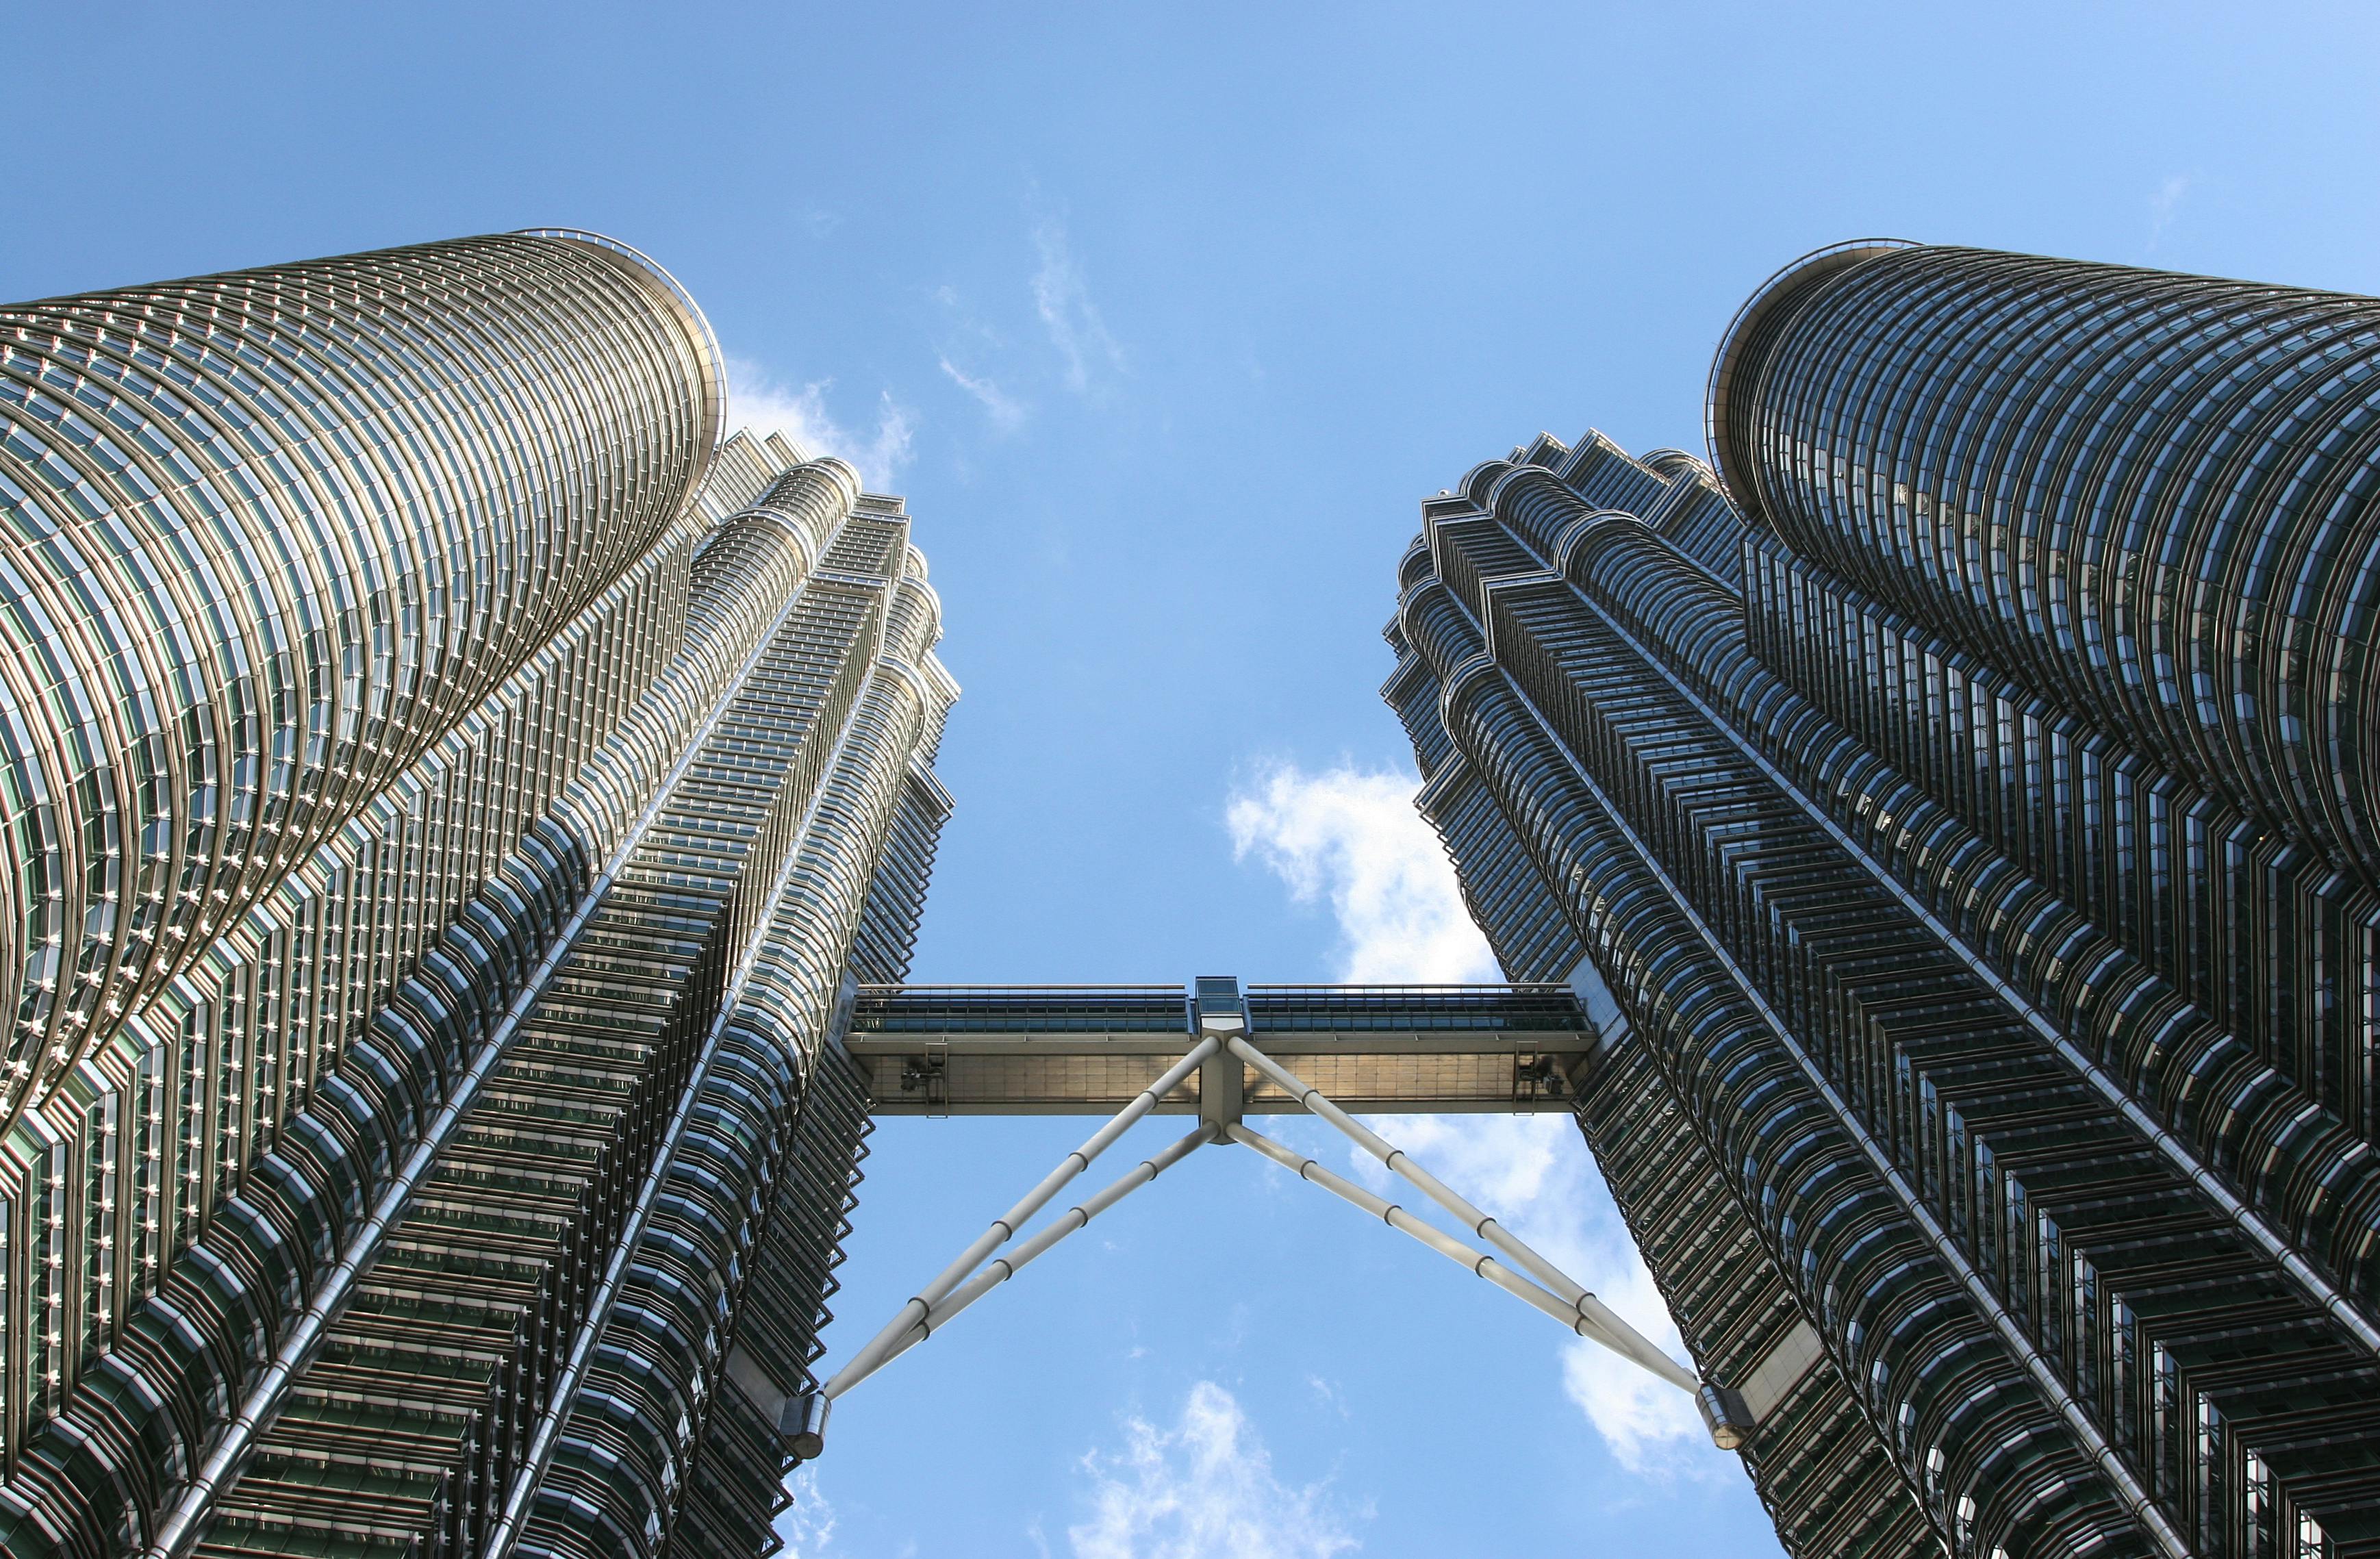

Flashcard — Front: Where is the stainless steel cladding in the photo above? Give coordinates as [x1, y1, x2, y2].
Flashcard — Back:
[1710, 242, 2380, 885]
[0, 233, 957, 1559]
[0, 234, 722, 1121]
[1391, 246, 2380, 1559]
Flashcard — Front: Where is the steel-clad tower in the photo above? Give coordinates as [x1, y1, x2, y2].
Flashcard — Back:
[1388, 244, 2380, 1558]
[0, 234, 957, 1558]
[0, 226, 1695, 1559]
[24, 225, 2380, 1559]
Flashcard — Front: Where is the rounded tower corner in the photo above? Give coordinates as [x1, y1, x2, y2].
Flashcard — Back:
[514, 228, 727, 462]
[1703, 239, 1919, 522]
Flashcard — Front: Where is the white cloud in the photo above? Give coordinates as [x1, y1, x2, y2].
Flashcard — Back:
[1225, 761, 1715, 1475]
[776, 1467, 837, 1558]
[1069, 1382, 1365, 1559]
[1032, 218, 1127, 397]
[1379, 1113, 1707, 1473]
[724, 355, 915, 492]
[1225, 762, 1497, 984]
[940, 355, 1030, 433]
[2149, 174, 2190, 248]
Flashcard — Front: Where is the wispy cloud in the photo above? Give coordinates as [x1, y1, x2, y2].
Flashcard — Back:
[725, 355, 915, 492]
[1225, 761, 1714, 1474]
[1226, 762, 1496, 983]
[1380, 1112, 1707, 1471]
[1032, 217, 1127, 398]
[1069, 1382, 1365, 1559]
[776, 1467, 838, 1558]
[941, 355, 1030, 434]
[2148, 174, 2190, 249]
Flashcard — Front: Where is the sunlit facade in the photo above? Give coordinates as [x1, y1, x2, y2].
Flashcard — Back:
[0, 233, 956, 1557]
[1389, 244, 2380, 1558]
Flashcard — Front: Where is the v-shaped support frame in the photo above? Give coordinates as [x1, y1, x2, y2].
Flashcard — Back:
[791, 1035, 1756, 1458]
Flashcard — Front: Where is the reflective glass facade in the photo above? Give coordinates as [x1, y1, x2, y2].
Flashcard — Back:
[0, 236, 957, 1558]
[1391, 246, 2380, 1558]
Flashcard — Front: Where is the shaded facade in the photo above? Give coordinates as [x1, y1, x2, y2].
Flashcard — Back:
[0, 234, 955, 1556]
[1388, 245, 2380, 1557]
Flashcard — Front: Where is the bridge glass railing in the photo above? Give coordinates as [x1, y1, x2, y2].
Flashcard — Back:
[850, 983, 1592, 1036]
[851, 985, 1192, 1032]
[1245, 983, 1589, 1032]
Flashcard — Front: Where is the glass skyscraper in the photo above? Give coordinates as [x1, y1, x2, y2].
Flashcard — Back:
[0, 233, 956, 1557]
[1387, 242, 2380, 1557]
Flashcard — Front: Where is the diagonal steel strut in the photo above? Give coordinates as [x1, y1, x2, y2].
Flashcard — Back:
[846, 1122, 1213, 1393]
[1226, 1035, 1698, 1393]
[801, 1030, 1757, 1459]
[1226, 1124, 1643, 1343]
[821, 1035, 1219, 1402]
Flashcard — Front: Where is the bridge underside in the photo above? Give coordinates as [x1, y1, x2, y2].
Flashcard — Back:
[844, 981, 1605, 1115]
[808, 976, 1743, 1457]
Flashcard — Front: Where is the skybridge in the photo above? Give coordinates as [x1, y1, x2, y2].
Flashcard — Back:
[789, 975, 1760, 1462]
[841, 978, 1606, 1115]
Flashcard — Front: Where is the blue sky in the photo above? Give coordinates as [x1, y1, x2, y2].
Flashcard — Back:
[8, 3, 2377, 1554]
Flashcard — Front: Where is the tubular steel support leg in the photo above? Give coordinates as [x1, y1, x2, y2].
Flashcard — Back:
[1226, 1124, 1653, 1352]
[1226, 1035, 1699, 1395]
[861, 1123, 1214, 1384]
[822, 1035, 1219, 1402]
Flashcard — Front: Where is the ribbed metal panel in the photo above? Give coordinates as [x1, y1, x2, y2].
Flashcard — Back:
[0, 233, 720, 1135]
[1393, 326, 2380, 1556]
[0, 234, 963, 1559]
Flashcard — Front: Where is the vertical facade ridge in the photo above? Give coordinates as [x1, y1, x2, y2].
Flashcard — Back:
[0, 233, 728, 1443]
[0, 237, 958, 1559]
[1397, 245, 2380, 1557]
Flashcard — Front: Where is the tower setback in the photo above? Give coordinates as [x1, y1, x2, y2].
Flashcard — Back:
[15, 224, 2380, 1559]
[0, 233, 956, 1558]
[1389, 243, 2380, 1558]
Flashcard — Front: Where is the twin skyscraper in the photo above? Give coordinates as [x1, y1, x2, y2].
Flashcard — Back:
[1390, 244, 2380, 1556]
[0, 234, 956, 1557]
[1, 232, 2374, 1557]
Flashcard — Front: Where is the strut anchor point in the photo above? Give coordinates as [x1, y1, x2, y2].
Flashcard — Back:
[784, 1391, 831, 1460]
[1697, 1381, 1755, 1451]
